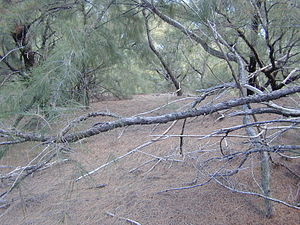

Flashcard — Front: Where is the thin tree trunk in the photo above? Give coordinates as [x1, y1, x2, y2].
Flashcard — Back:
[238, 50, 273, 217]
[143, 10, 183, 96]
[247, 0, 261, 95]
[250, 0, 272, 217]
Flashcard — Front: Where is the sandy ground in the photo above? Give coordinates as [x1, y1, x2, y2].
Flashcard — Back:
[0, 94, 299, 225]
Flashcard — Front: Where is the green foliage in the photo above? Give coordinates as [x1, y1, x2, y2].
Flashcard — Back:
[0, 0, 299, 125]
[0, 0, 151, 121]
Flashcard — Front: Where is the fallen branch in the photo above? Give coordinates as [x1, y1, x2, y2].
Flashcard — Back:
[214, 177, 300, 210]
[75, 121, 178, 181]
[0, 158, 69, 180]
[1, 86, 300, 144]
[63, 86, 300, 143]
[60, 111, 121, 136]
[229, 107, 300, 117]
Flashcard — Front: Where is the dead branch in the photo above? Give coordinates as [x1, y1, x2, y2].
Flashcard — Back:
[0, 159, 69, 180]
[1, 86, 299, 145]
[60, 111, 121, 136]
[172, 118, 300, 141]
[143, 10, 182, 96]
[134, 96, 195, 117]
[75, 120, 178, 181]
[229, 108, 300, 117]
[62, 86, 300, 143]
[196, 82, 237, 93]
[214, 177, 300, 210]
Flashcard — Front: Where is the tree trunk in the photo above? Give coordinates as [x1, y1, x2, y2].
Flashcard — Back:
[11, 24, 35, 70]
[143, 10, 183, 96]
[238, 45, 273, 217]
[247, 1, 261, 95]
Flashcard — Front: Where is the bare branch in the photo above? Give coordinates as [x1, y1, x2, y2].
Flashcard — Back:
[1, 86, 299, 145]
[75, 121, 178, 181]
[63, 86, 300, 143]
[140, 0, 237, 62]
[0, 46, 25, 63]
[196, 82, 237, 93]
[229, 107, 300, 117]
[60, 111, 121, 136]
[214, 177, 300, 210]
[143, 10, 182, 96]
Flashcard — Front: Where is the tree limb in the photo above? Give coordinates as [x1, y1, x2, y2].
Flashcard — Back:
[63, 86, 300, 143]
[140, 0, 237, 62]
[1, 86, 300, 144]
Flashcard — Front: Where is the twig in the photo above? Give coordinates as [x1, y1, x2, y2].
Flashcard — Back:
[179, 118, 187, 155]
[0, 158, 69, 179]
[229, 107, 300, 117]
[75, 137, 166, 181]
[0, 46, 25, 63]
[0, 139, 27, 146]
[158, 160, 231, 193]
[60, 111, 121, 136]
[129, 159, 157, 173]
[158, 178, 212, 193]
[75, 121, 178, 181]
[214, 177, 300, 210]
[106, 212, 142, 225]
[1, 144, 52, 198]
[133, 97, 194, 117]
[196, 82, 237, 93]
[150, 133, 262, 139]
[144, 159, 162, 175]
[277, 153, 300, 159]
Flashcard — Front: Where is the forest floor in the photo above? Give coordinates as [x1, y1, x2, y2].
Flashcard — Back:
[0, 93, 299, 225]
